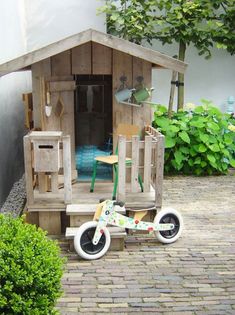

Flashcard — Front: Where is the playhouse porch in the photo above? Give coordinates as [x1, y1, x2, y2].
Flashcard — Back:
[25, 126, 164, 236]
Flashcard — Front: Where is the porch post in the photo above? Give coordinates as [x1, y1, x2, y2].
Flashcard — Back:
[155, 135, 165, 208]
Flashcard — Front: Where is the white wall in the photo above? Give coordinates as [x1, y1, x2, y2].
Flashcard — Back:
[152, 42, 235, 112]
[24, 0, 105, 51]
[0, 0, 32, 206]
[0, 0, 105, 206]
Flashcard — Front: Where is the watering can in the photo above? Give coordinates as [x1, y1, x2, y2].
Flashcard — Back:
[115, 88, 134, 103]
[133, 87, 155, 104]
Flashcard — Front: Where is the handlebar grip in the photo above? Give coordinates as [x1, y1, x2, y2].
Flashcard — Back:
[113, 201, 125, 207]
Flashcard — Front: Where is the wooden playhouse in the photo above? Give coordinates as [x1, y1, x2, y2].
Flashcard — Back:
[0, 29, 187, 246]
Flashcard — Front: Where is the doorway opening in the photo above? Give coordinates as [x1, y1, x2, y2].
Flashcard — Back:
[74, 75, 113, 181]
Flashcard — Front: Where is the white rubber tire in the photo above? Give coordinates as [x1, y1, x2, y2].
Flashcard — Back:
[74, 221, 111, 260]
[154, 207, 183, 244]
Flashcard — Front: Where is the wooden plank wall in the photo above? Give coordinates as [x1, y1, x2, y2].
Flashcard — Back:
[112, 52, 152, 144]
[31, 43, 152, 171]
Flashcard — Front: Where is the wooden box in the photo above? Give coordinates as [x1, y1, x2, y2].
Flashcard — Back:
[30, 131, 62, 172]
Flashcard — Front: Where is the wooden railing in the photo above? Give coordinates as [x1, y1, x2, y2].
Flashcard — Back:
[24, 133, 72, 207]
[117, 125, 165, 208]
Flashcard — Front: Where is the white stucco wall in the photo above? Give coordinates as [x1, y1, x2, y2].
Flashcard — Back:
[24, 0, 105, 51]
[0, 0, 105, 206]
[152, 42, 235, 112]
[0, 0, 31, 206]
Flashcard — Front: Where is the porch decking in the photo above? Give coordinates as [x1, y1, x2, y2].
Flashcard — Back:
[29, 181, 156, 212]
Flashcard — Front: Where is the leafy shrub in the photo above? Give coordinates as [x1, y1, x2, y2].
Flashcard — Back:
[0, 215, 65, 315]
[153, 100, 235, 175]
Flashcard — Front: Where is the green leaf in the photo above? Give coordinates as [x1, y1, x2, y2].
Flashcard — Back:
[174, 150, 184, 165]
[169, 125, 180, 133]
[190, 148, 197, 157]
[199, 133, 209, 143]
[209, 143, 220, 152]
[190, 120, 205, 128]
[154, 117, 170, 131]
[198, 144, 207, 152]
[179, 131, 190, 144]
[207, 122, 220, 132]
[201, 161, 207, 168]
[194, 157, 201, 165]
[207, 154, 216, 163]
[165, 136, 176, 148]
[230, 159, 235, 168]
[194, 106, 204, 114]
[188, 159, 194, 166]
[180, 146, 189, 154]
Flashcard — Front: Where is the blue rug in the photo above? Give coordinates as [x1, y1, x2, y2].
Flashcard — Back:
[76, 145, 112, 181]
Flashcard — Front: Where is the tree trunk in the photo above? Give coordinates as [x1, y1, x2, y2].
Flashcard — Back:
[177, 41, 186, 110]
[168, 70, 177, 118]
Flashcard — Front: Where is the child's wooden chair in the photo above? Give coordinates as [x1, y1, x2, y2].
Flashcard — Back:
[90, 124, 143, 199]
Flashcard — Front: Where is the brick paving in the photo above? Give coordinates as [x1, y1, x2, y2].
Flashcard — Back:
[57, 175, 235, 314]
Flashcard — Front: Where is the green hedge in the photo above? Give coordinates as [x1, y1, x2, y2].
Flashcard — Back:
[0, 215, 65, 315]
[153, 101, 235, 175]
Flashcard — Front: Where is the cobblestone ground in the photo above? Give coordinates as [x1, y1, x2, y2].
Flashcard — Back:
[57, 176, 235, 315]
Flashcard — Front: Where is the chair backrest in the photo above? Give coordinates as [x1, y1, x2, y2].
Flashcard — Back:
[116, 124, 139, 140]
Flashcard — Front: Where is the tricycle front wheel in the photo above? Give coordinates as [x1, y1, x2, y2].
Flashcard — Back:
[74, 221, 111, 260]
[154, 208, 183, 244]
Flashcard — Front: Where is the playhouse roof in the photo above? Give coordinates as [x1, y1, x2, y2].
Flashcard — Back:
[0, 29, 187, 77]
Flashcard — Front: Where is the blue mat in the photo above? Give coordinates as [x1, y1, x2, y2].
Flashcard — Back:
[76, 145, 112, 181]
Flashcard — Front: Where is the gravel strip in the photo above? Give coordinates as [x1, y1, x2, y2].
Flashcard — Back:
[0, 175, 26, 217]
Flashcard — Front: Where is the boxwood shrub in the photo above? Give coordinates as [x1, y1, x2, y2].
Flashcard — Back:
[0, 214, 65, 315]
[153, 101, 235, 175]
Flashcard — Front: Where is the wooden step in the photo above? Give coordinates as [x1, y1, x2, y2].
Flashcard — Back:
[67, 204, 126, 228]
[66, 226, 126, 251]
[66, 204, 126, 215]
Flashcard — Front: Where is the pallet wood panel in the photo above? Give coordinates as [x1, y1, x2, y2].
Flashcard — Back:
[91, 29, 187, 73]
[143, 136, 152, 192]
[112, 50, 133, 140]
[31, 59, 51, 128]
[92, 43, 112, 75]
[155, 135, 165, 208]
[63, 136, 72, 204]
[39, 212, 61, 235]
[132, 57, 152, 132]
[51, 50, 71, 76]
[48, 80, 76, 92]
[24, 136, 34, 205]
[72, 42, 91, 74]
[60, 91, 76, 169]
[117, 135, 126, 202]
[131, 135, 140, 193]
[22, 93, 33, 129]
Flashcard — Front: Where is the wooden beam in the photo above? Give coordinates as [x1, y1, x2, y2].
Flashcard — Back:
[131, 135, 140, 193]
[63, 136, 72, 204]
[117, 135, 126, 202]
[143, 136, 152, 192]
[0, 29, 187, 76]
[23, 135, 34, 205]
[0, 29, 92, 76]
[48, 80, 76, 92]
[155, 135, 165, 208]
